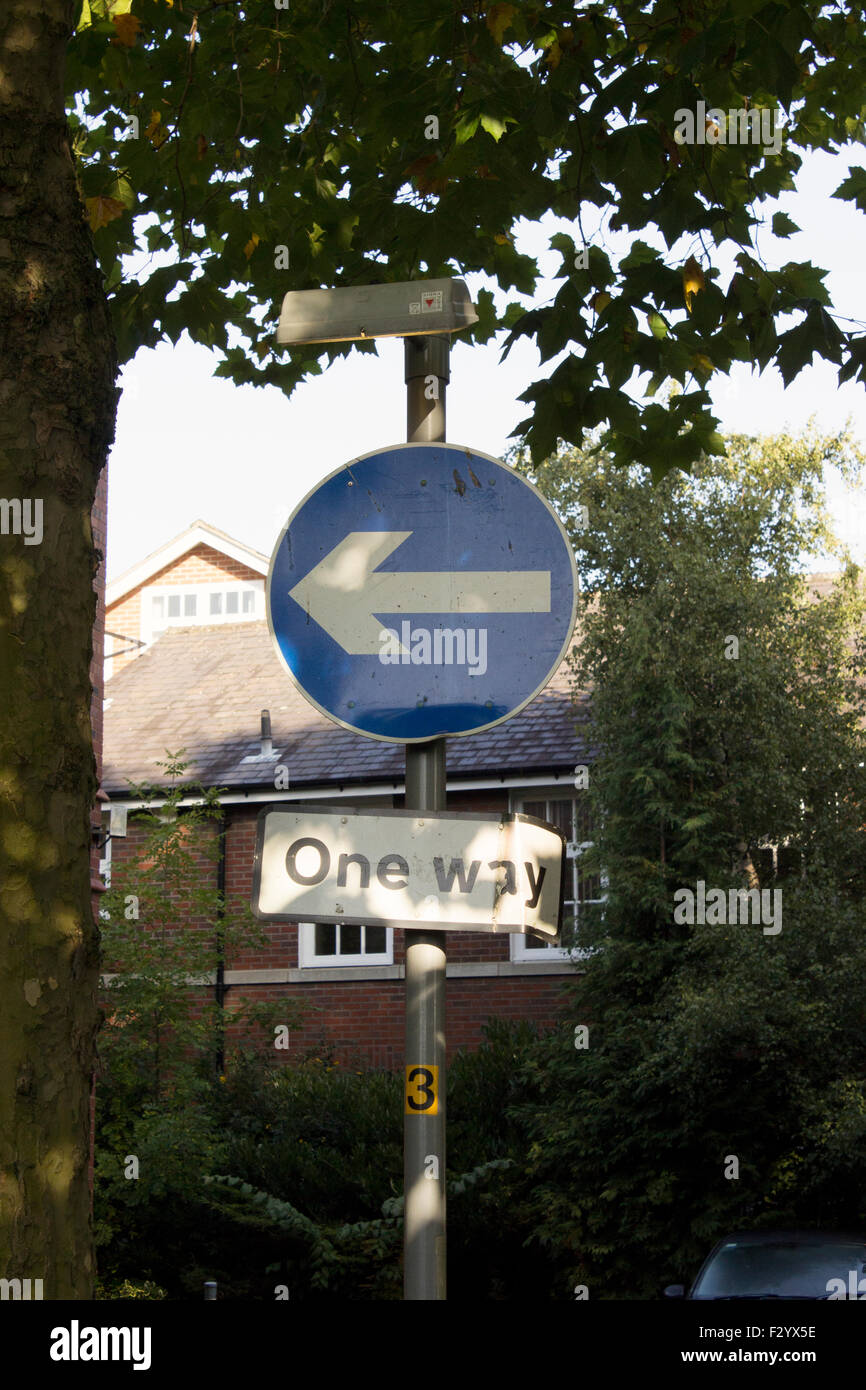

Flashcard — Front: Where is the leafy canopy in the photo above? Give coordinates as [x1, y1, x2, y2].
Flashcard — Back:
[67, 0, 866, 479]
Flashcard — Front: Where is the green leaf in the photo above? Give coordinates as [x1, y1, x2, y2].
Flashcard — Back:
[771, 212, 799, 238]
[702, 431, 727, 458]
[837, 335, 866, 386]
[832, 166, 866, 214]
[619, 240, 661, 272]
[479, 113, 509, 143]
[776, 304, 844, 386]
[454, 113, 480, 145]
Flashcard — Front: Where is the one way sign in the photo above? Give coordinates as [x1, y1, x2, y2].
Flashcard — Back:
[266, 443, 577, 743]
[251, 806, 566, 939]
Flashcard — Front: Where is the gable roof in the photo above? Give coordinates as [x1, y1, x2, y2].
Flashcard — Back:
[106, 521, 269, 608]
[102, 621, 590, 798]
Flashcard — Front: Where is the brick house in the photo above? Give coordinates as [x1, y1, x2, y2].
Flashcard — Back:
[104, 518, 268, 680]
[100, 525, 595, 1067]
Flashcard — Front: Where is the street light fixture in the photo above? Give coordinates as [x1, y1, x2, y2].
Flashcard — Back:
[275, 277, 477, 346]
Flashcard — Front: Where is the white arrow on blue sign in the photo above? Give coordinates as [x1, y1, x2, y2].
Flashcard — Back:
[266, 443, 578, 743]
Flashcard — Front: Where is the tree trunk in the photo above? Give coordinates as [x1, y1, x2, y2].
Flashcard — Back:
[735, 838, 761, 889]
[0, 0, 117, 1298]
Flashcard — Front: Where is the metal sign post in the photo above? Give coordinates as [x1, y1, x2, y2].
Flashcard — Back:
[265, 279, 577, 1302]
[403, 333, 448, 1300]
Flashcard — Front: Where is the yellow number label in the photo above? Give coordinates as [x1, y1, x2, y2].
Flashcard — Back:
[405, 1065, 439, 1115]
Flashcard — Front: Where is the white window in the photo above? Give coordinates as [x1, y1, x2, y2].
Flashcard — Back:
[509, 793, 603, 962]
[298, 922, 393, 967]
[142, 580, 264, 644]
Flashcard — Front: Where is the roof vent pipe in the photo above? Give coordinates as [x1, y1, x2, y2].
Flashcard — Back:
[260, 709, 273, 758]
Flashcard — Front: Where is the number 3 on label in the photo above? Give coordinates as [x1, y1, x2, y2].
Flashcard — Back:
[405, 1065, 439, 1115]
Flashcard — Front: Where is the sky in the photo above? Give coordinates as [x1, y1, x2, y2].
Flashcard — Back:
[106, 144, 866, 584]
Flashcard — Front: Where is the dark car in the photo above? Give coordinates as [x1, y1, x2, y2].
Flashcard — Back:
[664, 1230, 866, 1300]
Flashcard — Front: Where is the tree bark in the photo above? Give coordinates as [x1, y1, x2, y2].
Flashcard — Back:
[0, 0, 117, 1298]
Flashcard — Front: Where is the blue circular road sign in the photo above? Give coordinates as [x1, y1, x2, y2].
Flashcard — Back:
[267, 443, 577, 743]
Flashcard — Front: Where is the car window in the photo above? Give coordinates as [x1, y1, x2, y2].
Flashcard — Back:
[692, 1239, 866, 1298]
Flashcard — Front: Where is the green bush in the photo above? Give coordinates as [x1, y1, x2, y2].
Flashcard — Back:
[94, 1022, 557, 1298]
[210, 1051, 403, 1223]
[94, 1278, 169, 1300]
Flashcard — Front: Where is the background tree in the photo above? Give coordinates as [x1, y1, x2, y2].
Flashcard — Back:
[4, 0, 866, 1294]
[509, 426, 866, 1297]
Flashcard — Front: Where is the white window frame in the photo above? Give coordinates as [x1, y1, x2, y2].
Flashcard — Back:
[509, 790, 603, 962]
[298, 921, 394, 968]
[141, 579, 265, 646]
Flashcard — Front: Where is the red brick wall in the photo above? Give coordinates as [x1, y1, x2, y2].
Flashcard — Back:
[102, 814, 223, 973]
[101, 794, 577, 1069]
[222, 974, 573, 1068]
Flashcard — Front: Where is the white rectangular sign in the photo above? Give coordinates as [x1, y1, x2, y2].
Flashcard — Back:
[251, 805, 566, 940]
